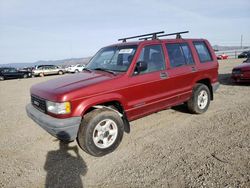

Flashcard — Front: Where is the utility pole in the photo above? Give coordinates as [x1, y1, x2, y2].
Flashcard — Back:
[240, 34, 243, 49]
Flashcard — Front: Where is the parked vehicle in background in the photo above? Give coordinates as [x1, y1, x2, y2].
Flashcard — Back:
[238, 51, 250, 58]
[19, 67, 34, 72]
[66, 64, 85, 73]
[33, 65, 65, 77]
[243, 54, 250, 63]
[0, 67, 32, 81]
[217, 53, 228, 60]
[232, 59, 250, 82]
[26, 31, 219, 157]
[232, 64, 250, 83]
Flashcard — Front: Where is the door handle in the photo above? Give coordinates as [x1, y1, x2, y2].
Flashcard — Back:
[160, 72, 168, 79]
[191, 66, 196, 72]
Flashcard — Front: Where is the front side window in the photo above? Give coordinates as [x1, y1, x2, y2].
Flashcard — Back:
[136, 44, 165, 74]
[87, 46, 137, 72]
[9, 68, 17, 73]
[193, 41, 213, 63]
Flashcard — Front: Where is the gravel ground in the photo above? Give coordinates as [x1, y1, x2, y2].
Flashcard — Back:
[0, 59, 249, 188]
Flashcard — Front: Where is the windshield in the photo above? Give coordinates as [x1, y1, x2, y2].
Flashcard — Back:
[87, 45, 137, 72]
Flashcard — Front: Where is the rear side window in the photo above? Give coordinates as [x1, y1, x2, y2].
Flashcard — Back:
[180, 44, 194, 65]
[193, 41, 213, 63]
[165, 43, 194, 68]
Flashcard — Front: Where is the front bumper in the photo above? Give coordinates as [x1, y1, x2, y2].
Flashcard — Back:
[26, 103, 81, 141]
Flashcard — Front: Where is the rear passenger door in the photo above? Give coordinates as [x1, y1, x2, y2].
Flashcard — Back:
[164, 42, 197, 102]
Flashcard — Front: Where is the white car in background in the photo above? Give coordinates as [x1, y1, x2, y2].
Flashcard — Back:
[66, 64, 85, 73]
[33, 65, 65, 77]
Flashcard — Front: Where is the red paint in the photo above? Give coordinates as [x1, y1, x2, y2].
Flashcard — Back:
[232, 62, 250, 82]
[30, 38, 219, 120]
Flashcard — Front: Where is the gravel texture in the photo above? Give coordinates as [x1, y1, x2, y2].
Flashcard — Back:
[0, 59, 249, 188]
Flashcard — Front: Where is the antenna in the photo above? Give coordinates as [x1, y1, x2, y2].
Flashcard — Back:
[118, 31, 164, 42]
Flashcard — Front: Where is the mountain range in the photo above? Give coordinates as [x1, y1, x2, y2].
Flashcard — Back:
[0, 57, 92, 68]
[1, 45, 249, 68]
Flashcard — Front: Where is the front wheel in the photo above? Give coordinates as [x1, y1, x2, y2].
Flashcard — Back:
[77, 109, 124, 157]
[23, 74, 28, 78]
[187, 83, 211, 114]
[0, 76, 4, 81]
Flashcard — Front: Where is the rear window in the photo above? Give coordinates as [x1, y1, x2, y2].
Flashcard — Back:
[193, 41, 213, 63]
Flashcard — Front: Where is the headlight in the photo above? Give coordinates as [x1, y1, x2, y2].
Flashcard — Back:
[46, 101, 71, 114]
[232, 69, 241, 74]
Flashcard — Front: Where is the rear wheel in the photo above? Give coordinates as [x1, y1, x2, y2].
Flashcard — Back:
[187, 83, 211, 114]
[23, 74, 28, 78]
[77, 108, 124, 157]
[75, 69, 80, 73]
[0, 76, 4, 81]
[39, 73, 44, 77]
[58, 70, 63, 75]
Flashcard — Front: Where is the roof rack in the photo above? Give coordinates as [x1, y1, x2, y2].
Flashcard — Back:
[118, 31, 164, 42]
[139, 31, 189, 41]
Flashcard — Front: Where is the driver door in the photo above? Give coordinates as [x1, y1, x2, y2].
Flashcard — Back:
[124, 44, 176, 120]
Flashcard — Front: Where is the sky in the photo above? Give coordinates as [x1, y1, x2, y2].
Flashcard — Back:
[0, 0, 250, 64]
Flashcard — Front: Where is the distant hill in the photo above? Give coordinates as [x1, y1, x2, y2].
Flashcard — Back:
[0, 57, 92, 68]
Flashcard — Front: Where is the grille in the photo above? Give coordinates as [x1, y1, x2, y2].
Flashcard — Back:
[31, 95, 46, 113]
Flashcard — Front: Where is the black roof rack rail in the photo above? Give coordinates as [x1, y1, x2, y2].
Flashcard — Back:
[158, 31, 189, 39]
[139, 31, 189, 40]
[118, 31, 164, 42]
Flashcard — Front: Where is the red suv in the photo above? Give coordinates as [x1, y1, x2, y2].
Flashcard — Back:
[26, 31, 219, 156]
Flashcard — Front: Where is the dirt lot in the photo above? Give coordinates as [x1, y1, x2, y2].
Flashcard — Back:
[0, 59, 249, 188]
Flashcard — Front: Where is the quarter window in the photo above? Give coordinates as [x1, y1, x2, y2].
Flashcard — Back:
[193, 41, 213, 63]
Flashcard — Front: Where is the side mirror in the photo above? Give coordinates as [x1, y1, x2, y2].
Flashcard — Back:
[135, 61, 147, 74]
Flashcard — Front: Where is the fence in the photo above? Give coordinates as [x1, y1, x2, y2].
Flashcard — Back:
[215, 48, 250, 59]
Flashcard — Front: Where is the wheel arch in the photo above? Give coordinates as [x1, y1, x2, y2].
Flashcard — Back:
[74, 96, 130, 133]
[196, 78, 213, 100]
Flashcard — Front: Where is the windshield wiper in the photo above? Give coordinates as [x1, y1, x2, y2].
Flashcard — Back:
[82, 67, 92, 72]
[93, 68, 116, 75]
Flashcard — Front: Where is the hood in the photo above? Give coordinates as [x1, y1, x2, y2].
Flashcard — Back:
[233, 63, 250, 71]
[31, 71, 119, 101]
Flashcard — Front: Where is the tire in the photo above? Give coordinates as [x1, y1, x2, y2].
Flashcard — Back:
[39, 73, 44, 77]
[23, 74, 28, 78]
[75, 69, 80, 73]
[187, 83, 211, 114]
[0, 76, 4, 81]
[77, 108, 124, 157]
[58, 71, 63, 75]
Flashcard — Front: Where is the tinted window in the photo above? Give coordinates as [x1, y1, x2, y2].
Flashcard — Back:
[193, 41, 212, 63]
[87, 46, 137, 72]
[9, 68, 17, 72]
[136, 44, 165, 74]
[166, 43, 186, 68]
[180, 43, 194, 65]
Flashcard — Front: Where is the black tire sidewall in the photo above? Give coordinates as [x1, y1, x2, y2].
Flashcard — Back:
[78, 109, 124, 157]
